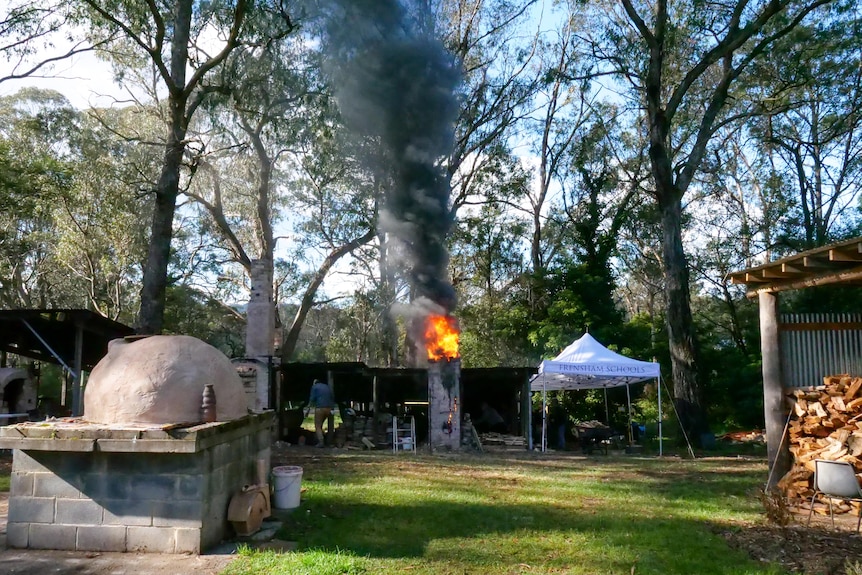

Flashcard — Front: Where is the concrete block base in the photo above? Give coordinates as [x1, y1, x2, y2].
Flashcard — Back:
[2, 413, 273, 553]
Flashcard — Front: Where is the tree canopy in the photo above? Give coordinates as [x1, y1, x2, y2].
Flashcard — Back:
[0, 0, 858, 436]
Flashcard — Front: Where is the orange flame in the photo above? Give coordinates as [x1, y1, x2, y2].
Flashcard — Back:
[425, 314, 460, 360]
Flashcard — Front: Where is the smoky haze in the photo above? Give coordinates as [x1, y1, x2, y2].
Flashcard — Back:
[317, 0, 461, 314]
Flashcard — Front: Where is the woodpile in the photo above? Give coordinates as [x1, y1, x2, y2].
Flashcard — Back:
[479, 432, 526, 447]
[461, 414, 523, 450]
[336, 413, 390, 449]
[779, 374, 862, 516]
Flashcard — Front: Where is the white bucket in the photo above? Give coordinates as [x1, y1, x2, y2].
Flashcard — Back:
[272, 465, 303, 509]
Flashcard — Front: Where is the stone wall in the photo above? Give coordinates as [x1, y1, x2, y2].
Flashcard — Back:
[3, 413, 272, 553]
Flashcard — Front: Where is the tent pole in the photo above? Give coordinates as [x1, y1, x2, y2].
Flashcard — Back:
[542, 384, 547, 453]
[527, 391, 533, 451]
[604, 387, 609, 424]
[626, 383, 632, 446]
[658, 375, 663, 457]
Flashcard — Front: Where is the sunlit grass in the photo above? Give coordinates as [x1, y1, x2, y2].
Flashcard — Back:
[223, 452, 783, 575]
[222, 545, 367, 575]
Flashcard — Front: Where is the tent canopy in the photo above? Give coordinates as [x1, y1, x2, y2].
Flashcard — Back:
[531, 333, 660, 391]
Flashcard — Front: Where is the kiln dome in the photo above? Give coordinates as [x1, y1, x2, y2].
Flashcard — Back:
[83, 335, 248, 425]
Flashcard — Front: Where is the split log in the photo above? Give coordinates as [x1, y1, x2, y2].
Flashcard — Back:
[830, 396, 847, 412]
[845, 377, 862, 400]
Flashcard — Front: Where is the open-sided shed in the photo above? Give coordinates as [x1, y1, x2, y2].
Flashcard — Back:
[0, 309, 134, 416]
[728, 236, 862, 486]
[278, 361, 536, 448]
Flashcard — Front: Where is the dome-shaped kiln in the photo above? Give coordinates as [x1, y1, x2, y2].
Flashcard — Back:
[83, 335, 248, 425]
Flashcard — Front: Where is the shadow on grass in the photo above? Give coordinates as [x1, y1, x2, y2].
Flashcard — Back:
[268, 450, 779, 574]
[275, 450, 768, 510]
[277, 497, 774, 574]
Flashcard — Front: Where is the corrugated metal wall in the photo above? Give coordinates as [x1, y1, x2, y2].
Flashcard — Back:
[780, 314, 862, 388]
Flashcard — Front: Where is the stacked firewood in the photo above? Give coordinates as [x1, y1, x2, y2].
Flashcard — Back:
[480, 432, 526, 447]
[779, 374, 862, 515]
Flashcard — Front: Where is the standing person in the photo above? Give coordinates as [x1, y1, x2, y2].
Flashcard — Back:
[305, 379, 335, 447]
[549, 398, 568, 450]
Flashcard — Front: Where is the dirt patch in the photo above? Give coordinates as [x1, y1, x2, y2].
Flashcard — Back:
[721, 513, 862, 575]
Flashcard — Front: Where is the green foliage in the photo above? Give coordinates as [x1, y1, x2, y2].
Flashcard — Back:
[782, 285, 862, 315]
[320, 291, 403, 366]
[0, 89, 153, 315]
[162, 285, 245, 357]
[451, 201, 532, 368]
[284, 303, 353, 364]
[35, 364, 65, 405]
[526, 262, 625, 358]
[690, 292, 764, 431]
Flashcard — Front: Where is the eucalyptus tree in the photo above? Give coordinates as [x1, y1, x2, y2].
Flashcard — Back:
[182, 25, 380, 361]
[182, 35, 316, 318]
[568, 0, 839, 437]
[502, 5, 644, 358]
[750, 19, 862, 251]
[450, 201, 530, 367]
[0, 1, 109, 84]
[322, 291, 397, 364]
[75, 0, 296, 334]
[0, 88, 151, 317]
[437, 0, 540, 216]
[521, 8, 584, 283]
[51, 105, 156, 320]
[0, 89, 73, 308]
[275, 124, 378, 361]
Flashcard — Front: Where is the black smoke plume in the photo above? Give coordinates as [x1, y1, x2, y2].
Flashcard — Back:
[317, 0, 461, 314]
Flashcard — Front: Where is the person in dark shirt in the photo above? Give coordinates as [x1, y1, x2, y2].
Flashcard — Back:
[549, 400, 568, 450]
[305, 379, 335, 447]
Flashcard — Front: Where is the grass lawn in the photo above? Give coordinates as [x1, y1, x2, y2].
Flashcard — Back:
[223, 450, 781, 575]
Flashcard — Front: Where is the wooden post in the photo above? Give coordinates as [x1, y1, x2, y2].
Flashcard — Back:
[521, 370, 532, 450]
[326, 370, 335, 439]
[72, 321, 84, 417]
[760, 291, 790, 487]
[372, 374, 379, 418]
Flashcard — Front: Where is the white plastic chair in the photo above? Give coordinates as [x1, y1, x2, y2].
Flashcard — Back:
[806, 459, 862, 531]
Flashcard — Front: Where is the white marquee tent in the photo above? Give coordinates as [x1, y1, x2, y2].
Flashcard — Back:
[530, 333, 663, 453]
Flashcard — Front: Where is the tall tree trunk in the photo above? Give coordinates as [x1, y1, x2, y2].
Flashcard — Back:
[137, 140, 185, 334]
[650, 124, 709, 439]
[657, 189, 708, 439]
[641, 0, 708, 441]
[135, 0, 193, 335]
